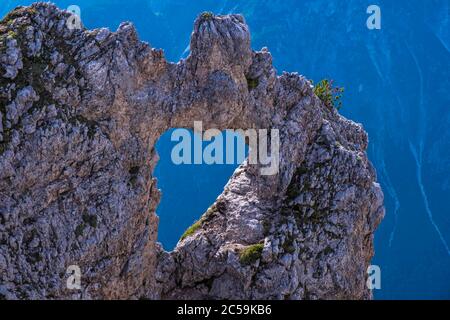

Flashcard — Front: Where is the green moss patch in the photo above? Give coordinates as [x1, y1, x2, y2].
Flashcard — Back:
[246, 77, 259, 90]
[82, 214, 97, 228]
[179, 202, 223, 242]
[239, 243, 264, 265]
[180, 220, 202, 241]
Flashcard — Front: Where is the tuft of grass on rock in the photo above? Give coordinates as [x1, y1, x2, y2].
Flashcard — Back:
[179, 220, 202, 241]
[179, 202, 222, 242]
[239, 243, 264, 265]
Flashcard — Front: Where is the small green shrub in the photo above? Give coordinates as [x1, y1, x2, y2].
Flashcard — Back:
[313, 79, 344, 110]
[200, 12, 214, 21]
[239, 243, 264, 265]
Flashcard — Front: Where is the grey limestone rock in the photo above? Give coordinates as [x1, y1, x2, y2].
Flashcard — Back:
[0, 4, 384, 300]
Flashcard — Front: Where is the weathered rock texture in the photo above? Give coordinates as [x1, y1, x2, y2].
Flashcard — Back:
[0, 4, 384, 300]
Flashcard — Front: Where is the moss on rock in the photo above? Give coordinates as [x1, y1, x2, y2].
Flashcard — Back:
[179, 220, 202, 241]
[239, 243, 264, 265]
[246, 77, 259, 90]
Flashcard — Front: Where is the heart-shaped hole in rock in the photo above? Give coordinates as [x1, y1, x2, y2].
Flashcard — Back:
[154, 128, 248, 251]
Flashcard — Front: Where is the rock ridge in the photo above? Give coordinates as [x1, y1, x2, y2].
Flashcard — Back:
[0, 3, 384, 300]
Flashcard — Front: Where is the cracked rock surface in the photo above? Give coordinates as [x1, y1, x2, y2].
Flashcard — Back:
[0, 4, 384, 299]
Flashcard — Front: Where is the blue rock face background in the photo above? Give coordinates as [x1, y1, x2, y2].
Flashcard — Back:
[2, 0, 449, 299]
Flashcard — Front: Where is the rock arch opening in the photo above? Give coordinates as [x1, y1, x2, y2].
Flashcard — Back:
[154, 128, 249, 251]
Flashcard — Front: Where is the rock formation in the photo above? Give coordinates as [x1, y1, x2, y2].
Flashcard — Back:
[0, 3, 384, 299]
